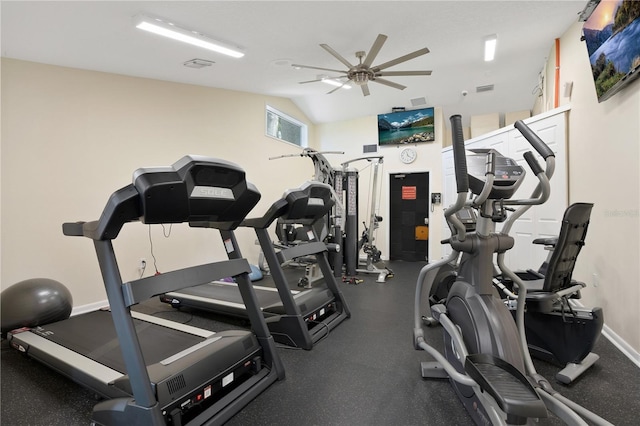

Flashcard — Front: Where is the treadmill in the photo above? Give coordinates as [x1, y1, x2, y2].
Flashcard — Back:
[161, 181, 351, 350]
[8, 155, 285, 426]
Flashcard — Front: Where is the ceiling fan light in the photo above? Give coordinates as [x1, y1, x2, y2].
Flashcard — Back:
[352, 72, 369, 85]
[134, 14, 244, 58]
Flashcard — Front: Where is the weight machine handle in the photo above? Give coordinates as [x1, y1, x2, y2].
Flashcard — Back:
[450, 115, 469, 194]
[514, 120, 554, 159]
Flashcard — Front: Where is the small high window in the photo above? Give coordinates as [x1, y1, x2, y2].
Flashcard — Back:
[266, 105, 307, 147]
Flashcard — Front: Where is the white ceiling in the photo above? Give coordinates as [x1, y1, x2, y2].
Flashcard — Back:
[1, 1, 587, 126]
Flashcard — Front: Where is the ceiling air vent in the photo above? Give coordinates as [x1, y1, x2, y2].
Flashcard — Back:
[183, 59, 215, 69]
[476, 84, 495, 93]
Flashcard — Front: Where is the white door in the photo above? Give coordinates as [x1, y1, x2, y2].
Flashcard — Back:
[506, 112, 567, 271]
[440, 108, 569, 271]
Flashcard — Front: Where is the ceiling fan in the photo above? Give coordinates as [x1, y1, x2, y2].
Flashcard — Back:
[293, 34, 431, 96]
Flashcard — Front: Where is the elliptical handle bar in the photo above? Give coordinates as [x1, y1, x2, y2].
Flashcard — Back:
[523, 151, 544, 176]
[450, 115, 469, 194]
[514, 120, 555, 159]
[486, 151, 496, 176]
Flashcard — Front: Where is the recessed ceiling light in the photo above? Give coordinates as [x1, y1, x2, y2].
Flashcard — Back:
[133, 14, 244, 58]
[484, 34, 497, 62]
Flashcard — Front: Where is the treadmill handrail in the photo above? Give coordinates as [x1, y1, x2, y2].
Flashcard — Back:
[121, 258, 252, 307]
[63, 185, 141, 240]
[276, 241, 328, 263]
[241, 198, 289, 229]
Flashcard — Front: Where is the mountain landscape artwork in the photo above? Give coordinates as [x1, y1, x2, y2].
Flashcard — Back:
[582, 0, 640, 101]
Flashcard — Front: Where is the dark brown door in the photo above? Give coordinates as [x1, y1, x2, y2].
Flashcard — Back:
[389, 172, 429, 261]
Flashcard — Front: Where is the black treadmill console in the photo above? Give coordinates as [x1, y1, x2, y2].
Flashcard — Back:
[79, 156, 262, 240]
[134, 155, 261, 228]
[467, 149, 525, 200]
[282, 181, 335, 224]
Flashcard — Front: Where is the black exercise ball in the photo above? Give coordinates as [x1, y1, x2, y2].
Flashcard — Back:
[1, 278, 73, 335]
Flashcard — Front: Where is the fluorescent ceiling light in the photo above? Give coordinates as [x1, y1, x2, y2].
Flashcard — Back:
[322, 78, 351, 89]
[134, 14, 244, 58]
[484, 34, 497, 62]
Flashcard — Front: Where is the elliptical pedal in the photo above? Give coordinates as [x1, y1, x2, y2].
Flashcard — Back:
[464, 354, 547, 423]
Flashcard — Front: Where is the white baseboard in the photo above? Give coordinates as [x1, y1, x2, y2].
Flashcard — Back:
[602, 324, 640, 368]
[71, 300, 109, 316]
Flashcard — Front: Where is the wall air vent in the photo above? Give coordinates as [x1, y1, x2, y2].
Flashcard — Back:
[363, 144, 378, 153]
[410, 97, 427, 107]
[184, 59, 215, 69]
[476, 84, 495, 93]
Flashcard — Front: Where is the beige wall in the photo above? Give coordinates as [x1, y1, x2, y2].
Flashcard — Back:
[543, 23, 640, 354]
[3, 21, 639, 358]
[1, 58, 315, 306]
[316, 108, 446, 263]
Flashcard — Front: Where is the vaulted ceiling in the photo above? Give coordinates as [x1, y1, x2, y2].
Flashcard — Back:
[1, 1, 587, 126]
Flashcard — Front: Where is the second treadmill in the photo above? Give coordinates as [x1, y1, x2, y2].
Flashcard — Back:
[161, 181, 351, 350]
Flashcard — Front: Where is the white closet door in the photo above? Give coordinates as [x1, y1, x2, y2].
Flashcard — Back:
[506, 112, 567, 271]
[441, 149, 455, 258]
[440, 108, 568, 270]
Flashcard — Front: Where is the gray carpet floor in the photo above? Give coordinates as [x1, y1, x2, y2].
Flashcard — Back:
[2, 260, 638, 425]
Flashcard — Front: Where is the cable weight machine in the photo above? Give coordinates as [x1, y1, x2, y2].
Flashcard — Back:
[269, 149, 392, 283]
[340, 156, 393, 283]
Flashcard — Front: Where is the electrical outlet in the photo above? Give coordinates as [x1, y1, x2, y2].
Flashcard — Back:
[592, 273, 599, 287]
[139, 258, 147, 271]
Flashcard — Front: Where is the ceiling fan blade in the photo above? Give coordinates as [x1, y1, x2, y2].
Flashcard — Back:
[292, 64, 348, 74]
[299, 75, 348, 84]
[320, 44, 355, 69]
[361, 84, 370, 96]
[375, 70, 432, 77]
[299, 78, 325, 84]
[372, 47, 430, 72]
[371, 78, 406, 90]
[362, 34, 388, 68]
[326, 79, 352, 94]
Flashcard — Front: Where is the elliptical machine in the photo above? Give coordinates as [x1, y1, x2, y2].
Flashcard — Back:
[413, 115, 611, 425]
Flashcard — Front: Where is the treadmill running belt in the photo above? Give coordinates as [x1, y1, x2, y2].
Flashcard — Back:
[36, 310, 204, 374]
[178, 282, 283, 307]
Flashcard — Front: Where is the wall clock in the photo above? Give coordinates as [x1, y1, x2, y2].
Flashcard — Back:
[400, 147, 417, 164]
